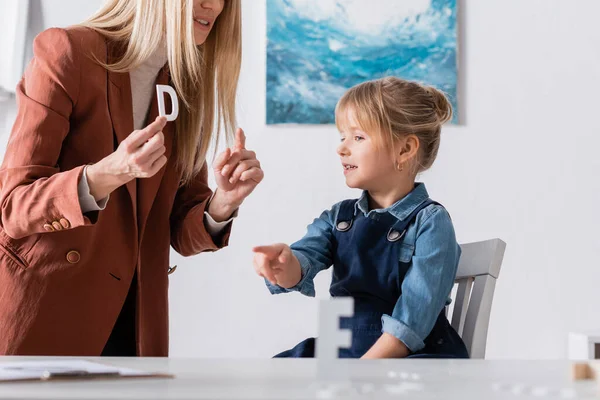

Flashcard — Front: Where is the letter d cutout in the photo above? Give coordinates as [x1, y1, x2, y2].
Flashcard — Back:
[156, 85, 179, 121]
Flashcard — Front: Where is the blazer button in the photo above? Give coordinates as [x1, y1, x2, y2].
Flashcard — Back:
[59, 218, 70, 229]
[52, 221, 62, 231]
[168, 265, 177, 275]
[66, 250, 81, 264]
[43, 224, 55, 232]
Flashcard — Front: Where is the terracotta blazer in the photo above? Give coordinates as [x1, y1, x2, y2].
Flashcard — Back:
[0, 27, 229, 356]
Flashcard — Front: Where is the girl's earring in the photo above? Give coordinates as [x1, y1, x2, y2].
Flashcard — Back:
[396, 162, 403, 172]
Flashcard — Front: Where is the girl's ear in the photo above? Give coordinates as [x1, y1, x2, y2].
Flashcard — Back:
[397, 134, 420, 165]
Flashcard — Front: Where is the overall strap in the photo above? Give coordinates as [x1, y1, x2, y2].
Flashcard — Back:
[335, 199, 358, 232]
[386, 199, 441, 242]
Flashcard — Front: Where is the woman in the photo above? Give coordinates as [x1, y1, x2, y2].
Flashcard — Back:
[0, 0, 262, 356]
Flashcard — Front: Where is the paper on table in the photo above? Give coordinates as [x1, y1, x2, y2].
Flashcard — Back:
[0, 360, 165, 382]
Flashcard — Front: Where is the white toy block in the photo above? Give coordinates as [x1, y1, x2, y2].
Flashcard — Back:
[316, 297, 353, 381]
[568, 332, 600, 360]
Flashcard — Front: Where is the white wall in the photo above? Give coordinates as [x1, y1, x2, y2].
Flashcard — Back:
[0, 0, 29, 92]
[0, 0, 599, 360]
[0, 0, 102, 147]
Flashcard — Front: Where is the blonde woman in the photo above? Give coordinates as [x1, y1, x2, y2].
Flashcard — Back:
[0, 0, 262, 356]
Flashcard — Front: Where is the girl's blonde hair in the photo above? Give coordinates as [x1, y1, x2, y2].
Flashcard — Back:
[80, 0, 241, 185]
[335, 76, 453, 173]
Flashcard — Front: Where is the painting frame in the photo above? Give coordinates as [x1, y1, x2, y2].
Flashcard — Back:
[266, 0, 461, 126]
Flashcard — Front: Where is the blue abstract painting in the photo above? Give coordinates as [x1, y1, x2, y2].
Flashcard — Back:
[267, 0, 458, 125]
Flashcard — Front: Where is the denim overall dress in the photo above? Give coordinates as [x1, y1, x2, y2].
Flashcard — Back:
[275, 198, 469, 359]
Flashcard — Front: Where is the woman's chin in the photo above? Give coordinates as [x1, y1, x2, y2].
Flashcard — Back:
[193, 32, 209, 46]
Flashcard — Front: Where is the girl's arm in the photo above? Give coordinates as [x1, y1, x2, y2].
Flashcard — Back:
[255, 205, 340, 297]
[362, 333, 410, 359]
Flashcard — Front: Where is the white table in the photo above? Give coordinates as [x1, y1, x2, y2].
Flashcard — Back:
[0, 357, 597, 399]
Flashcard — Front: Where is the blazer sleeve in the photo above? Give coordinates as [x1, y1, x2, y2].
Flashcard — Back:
[169, 162, 231, 257]
[0, 28, 96, 239]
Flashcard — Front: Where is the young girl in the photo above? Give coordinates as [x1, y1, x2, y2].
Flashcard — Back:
[253, 77, 468, 359]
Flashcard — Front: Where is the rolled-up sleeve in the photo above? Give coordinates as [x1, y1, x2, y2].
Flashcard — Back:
[266, 205, 339, 297]
[382, 206, 461, 352]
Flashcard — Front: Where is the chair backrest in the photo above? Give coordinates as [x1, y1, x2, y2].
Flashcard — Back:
[449, 238, 506, 359]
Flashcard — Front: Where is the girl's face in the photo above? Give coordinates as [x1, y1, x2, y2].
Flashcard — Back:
[336, 109, 397, 192]
[192, 0, 224, 45]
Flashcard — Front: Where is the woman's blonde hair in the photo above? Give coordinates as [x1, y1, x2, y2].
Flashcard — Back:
[81, 0, 241, 185]
[335, 76, 453, 173]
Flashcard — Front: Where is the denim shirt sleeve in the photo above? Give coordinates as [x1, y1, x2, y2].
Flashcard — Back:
[381, 206, 461, 352]
[265, 204, 339, 297]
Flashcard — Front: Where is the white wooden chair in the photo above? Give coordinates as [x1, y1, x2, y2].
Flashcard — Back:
[449, 239, 506, 359]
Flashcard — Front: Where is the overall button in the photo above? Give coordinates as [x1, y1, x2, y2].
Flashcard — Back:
[336, 221, 352, 232]
[43, 224, 54, 232]
[66, 250, 80, 264]
[387, 229, 404, 242]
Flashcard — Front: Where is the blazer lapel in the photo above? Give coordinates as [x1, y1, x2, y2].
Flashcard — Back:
[137, 65, 175, 236]
[106, 42, 137, 221]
